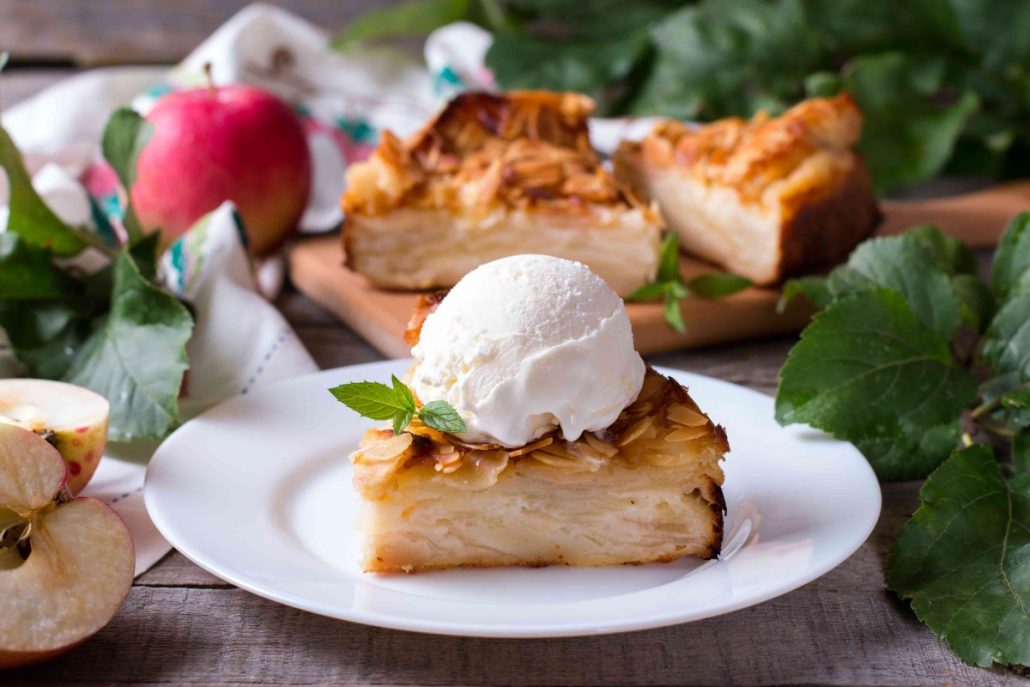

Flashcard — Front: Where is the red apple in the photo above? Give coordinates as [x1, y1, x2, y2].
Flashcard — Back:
[0, 379, 109, 495]
[131, 84, 312, 256]
[0, 424, 134, 669]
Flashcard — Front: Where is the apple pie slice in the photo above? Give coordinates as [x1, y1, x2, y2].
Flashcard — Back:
[351, 368, 727, 573]
[614, 94, 881, 285]
[342, 91, 662, 297]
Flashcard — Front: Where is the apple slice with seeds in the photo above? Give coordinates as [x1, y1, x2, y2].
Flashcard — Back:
[0, 380, 109, 494]
[0, 424, 134, 669]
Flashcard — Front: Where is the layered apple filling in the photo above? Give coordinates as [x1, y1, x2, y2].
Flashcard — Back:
[351, 368, 727, 573]
[342, 90, 662, 296]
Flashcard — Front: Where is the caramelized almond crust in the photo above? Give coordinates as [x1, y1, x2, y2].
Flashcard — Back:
[351, 368, 728, 573]
[614, 94, 881, 284]
[341, 91, 662, 295]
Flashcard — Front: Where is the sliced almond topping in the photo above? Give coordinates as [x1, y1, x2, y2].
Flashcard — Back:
[355, 432, 412, 463]
[666, 426, 712, 442]
[667, 404, 709, 427]
[618, 417, 653, 446]
[584, 433, 619, 458]
[508, 436, 554, 458]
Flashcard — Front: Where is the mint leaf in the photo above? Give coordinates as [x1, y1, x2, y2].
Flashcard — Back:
[656, 231, 680, 283]
[992, 212, 1030, 299]
[983, 292, 1030, 382]
[663, 291, 686, 333]
[627, 233, 695, 332]
[328, 380, 414, 421]
[0, 124, 87, 256]
[626, 282, 668, 302]
[776, 289, 977, 446]
[687, 273, 751, 298]
[828, 232, 965, 340]
[332, 0, 470, 48]
[853, 422, 961, 482]
[419, 400, 467, 433]
[65, 252, 193, 441]
[778, 276, 832, 312]
[887, 445, 1030, 667]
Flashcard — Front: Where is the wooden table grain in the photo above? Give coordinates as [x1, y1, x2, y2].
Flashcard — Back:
[1, 58, 1024, 687]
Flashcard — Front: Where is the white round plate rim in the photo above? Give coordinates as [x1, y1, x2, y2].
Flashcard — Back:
[144, 360, 881, 638]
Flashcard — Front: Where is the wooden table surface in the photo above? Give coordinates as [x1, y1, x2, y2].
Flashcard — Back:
[1, 11, 1025, 684]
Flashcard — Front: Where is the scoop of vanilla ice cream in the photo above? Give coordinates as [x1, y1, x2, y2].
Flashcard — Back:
[410, 254, 645, 447]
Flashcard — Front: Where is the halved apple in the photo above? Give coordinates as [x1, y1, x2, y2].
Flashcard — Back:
[0, 380, 109, 494]
[0, 424, 134, 669]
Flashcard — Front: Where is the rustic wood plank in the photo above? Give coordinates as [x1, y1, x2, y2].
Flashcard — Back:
[0, 0, 408, 66]
[10, 583, 1022, 687]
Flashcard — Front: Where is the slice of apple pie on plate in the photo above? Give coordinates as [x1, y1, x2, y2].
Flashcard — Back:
[340, 254, 727, 573]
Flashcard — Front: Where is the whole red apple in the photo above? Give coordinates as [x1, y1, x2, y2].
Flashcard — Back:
[131, 85, 312, 256]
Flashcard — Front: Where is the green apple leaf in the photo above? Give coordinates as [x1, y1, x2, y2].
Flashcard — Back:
[1014, 433, 1030, 475]
[0, 233, 79, 300]
[887, 445, 1030, 667]
[332, 0, 471, 48]
[776, 289, 977, 446]
[65, 251, 193, 441]
[983, 292, 1030, 382]
[101, 107, 153, 191]
[992, 212, 1030, 299]
[844, 52, 979, 193]
[419, 400, 467, 434]
[0, 301, 89, 380]
[101, 107, 154, 243]
[852, 421, 961, 482]
[825, 232, 965, 340]
[908, 224, 979, 277]
[630, 0, 819, 120]
[0, 124, 87, 256]
[778, 276, 832, 312]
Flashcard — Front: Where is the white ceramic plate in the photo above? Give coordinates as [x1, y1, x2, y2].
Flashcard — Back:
[145, 360, 881, 638]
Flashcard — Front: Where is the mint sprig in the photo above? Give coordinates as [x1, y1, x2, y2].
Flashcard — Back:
[776, 214, 1030, 668]
[628, 232, 751, 332]
[329, 375, 467, 435]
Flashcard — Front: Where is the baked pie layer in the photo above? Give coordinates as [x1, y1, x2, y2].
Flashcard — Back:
[614, 94, 881, 285]
[351, 369, 727, 573]
[342, 91, 662, 297]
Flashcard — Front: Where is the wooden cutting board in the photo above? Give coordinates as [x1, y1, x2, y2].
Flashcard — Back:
[289, 182, 1029, 359]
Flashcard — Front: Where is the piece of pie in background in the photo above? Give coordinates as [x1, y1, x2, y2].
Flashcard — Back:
[341, 90, 662, 297]
[614, 94, 881, 285]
